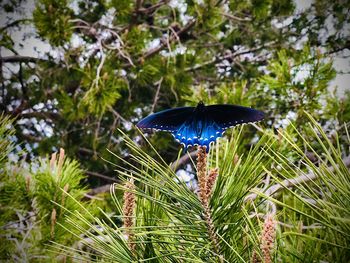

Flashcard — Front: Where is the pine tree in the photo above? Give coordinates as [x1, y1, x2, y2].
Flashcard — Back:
[1, 0, 349, 182]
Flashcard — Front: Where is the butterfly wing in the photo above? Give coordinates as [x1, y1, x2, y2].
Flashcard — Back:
[185, 104, 264, 151]
[206, 104, 265, 131]
[174, 116, 222, 150]
[137, 103, 264, 153]
[136, 107, 195, 132]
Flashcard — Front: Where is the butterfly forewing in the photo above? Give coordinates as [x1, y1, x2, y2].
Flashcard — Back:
[136, 107, 194, 132]
[206, 104, 265, 130]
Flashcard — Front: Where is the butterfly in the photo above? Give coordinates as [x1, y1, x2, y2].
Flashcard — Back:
[136, 102, 264, 152]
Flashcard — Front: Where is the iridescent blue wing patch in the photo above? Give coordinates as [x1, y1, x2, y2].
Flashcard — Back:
[136, 102, 264, 152]
[173, 116, 222, 151]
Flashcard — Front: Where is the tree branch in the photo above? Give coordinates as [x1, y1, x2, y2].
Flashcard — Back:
[20, 133, 42, 142]
[85, 171, 119, 183]
[185, 41, 276, 72]
[87, 184, 112, 195]
[139, 19, 196, 62]
[78, 147, 96, 155]
[221, 12, 252, 22]
[170, 151, 197, 171]
[108, 107, 130, 123]
[0, 19, 32, 31]
[10, 111, 61, 121]
[325, 41, 350, 55]
[245, 155, 350, 202]
[1, 56, 46, 63]
[137, 0, 169, 14]
[151, 77, 163, 112]
[135, 0, 143, 12]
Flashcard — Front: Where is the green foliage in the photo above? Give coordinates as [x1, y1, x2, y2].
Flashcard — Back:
[57, 89, 87, 121]
[0, 32, 16, 53]
[108, 0, 133, 23]
[57, 115, 350, 262]
[259, 114, 350, 262]
[123, 26, 150, 55]
[253, 47, 336, 127]
[134, 60, 161, 86]
[33, 155, 88, 244]
[2, 1, 350, 261]
[0, 114, 15, 167]
[33, 0, 73, 46]
[81, 71, 127, 116]
[0, 116, 97, 262]
[330, 91, 350, 123]
[3, 0, 348, 180]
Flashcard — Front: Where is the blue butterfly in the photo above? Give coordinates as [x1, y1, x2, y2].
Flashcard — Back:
[137, 102, 264, 152]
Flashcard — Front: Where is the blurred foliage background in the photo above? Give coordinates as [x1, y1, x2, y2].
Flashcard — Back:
[1, 0, 350, 262]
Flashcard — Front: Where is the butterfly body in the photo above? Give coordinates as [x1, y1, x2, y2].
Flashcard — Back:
[137, 102, 264, 152]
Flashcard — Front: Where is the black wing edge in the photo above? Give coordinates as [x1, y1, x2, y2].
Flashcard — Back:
[136, 107, 194, 131]
[206, 104, 265, 126]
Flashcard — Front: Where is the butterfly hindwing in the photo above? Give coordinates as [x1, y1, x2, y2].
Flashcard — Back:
[173, 118, 222, 150]
[136, 107, 194, 132]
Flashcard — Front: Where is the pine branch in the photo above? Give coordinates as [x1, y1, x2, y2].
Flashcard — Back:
[1, 55, 46, 63]
[0, 19, 32, 31]
[170, 151, 197, 171]
[245, 155, 350, 201]
[139, 19, 196, 62]
[137, 0, 169, 14]
[87, 184, 112, 195]
[325, 41, 350, 55]
[85, 171, 118, 182]
[221, 12, 252, 22]
[151, 77, 163, 113]
[19, 133, 42, 142]
[109, 107, 130, 123]
[185, 41, 276, 72]
[9, 111, 61, 120]
[135, 0, 143, 12]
